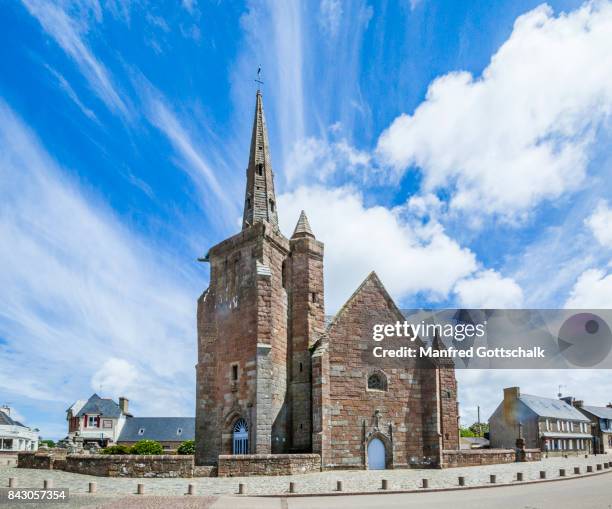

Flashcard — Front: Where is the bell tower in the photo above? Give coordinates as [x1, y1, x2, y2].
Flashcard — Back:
[195, 91, 291, 464]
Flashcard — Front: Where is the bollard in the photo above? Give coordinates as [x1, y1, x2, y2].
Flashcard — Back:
[187, 484, 195, 496]
[517, 472, 523, 482]
[381, 479, 388, 490]
[422, 479, 428, 489]
[88, 482, 97, 494]
[540, 471, 546, 479]
[43, 480, 53, 489]
[559, 469, 566, 477]
[458, 476, 465, 487]
[587, 465, 593, 473]
[574, 467, 580, 475]
[597, 464, 602, 471]
[137, 484, 144, 495]
[238, 483, 244, 495]
[289, 482, 295, 494]
[490, 474, 496, 484]
[8, 478, 16, 488]
[336, 481, 342, 492]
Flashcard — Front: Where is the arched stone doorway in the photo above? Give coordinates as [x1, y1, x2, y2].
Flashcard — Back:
[367, 437, 386, 470]
[232, 418, 249, 454]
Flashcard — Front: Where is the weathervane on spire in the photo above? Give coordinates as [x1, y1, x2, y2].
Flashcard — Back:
[255, 66, 264, 91]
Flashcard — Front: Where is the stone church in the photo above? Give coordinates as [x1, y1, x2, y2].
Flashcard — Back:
[195, 91, 459, 471]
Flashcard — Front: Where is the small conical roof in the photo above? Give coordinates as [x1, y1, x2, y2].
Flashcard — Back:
[292, 210, 314, 238]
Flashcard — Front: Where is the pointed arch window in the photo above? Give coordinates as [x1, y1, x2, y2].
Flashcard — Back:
[269, 199, 275, 213]
[256, 163, 264, 176]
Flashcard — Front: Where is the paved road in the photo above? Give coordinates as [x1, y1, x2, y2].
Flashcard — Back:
[3, 472, 611, 509]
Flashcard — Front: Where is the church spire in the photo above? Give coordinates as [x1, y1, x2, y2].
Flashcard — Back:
[291, 210, 314, 239]
[242, 91, 279, 230]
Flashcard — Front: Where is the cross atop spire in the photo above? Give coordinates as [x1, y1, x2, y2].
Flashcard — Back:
[242, 91, 278, 230]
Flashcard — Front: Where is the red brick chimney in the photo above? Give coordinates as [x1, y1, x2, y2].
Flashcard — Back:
[503, 387, 520, 420]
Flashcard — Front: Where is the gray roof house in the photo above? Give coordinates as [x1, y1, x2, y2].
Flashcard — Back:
[118, 417, 195, 448]
[576, 403, 612, 454]
[489, 387, 592, 455]
[66, 394, 193, 450]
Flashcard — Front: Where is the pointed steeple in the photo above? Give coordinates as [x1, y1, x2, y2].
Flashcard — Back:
[242, 91, 279, 230]
[291, 210, 314, 239]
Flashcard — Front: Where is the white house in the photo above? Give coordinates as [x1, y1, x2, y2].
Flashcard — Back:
[0, 406, 38, 452]
[66, 394, 130, 447]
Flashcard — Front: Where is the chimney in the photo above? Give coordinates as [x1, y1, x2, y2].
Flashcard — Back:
[574, 400, 583, 408]
[503, 387, 520, 420]
[607, 403, 612, 409]
[119, 397, 129, 415]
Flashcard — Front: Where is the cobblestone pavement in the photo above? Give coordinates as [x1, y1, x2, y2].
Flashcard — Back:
[1, 455, 610, 499]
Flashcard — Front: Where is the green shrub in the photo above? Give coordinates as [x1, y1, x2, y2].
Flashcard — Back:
[40, 439, 55, 448]
[102, 445, 131, 455]
[129, 440, 163, 455]
[177, 440, 195, 455]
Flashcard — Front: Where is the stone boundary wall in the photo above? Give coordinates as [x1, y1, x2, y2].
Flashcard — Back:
[0, 452, 18, 467]
[63, 455, 194, 478]
[442, 449, 542, 468]
[19, 452, 194, 478]
[217, 454, 321, 477]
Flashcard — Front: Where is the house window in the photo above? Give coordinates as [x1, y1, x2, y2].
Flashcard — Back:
[545, 419, 550, 431]
[88, 416, 98, 428]
[367, 372, 387, 391]
[138, 428, 145, 436]
[102, 420, 113, 429]
[231, 364, 239, 382]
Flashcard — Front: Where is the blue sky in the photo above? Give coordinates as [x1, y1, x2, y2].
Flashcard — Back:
[1, 0, 612, 439]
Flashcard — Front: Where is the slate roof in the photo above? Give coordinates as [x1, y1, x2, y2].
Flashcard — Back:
[0, 410, 25, 427]
[118, 417, 195, 443]
[74, 394, 122, 418]
[520, 394, 590, 421]
[581, 405, 612, 420]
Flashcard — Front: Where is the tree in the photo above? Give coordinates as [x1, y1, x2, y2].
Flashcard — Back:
[130, 440, 164, 455]
[102, 445, 131, 455]
[39, 439, 55, 448]
[460, 426, 476, 437]
[469, 422, 489, 437]
[177, 440, 195, 455]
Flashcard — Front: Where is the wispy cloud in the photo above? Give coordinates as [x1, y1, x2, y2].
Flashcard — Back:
[44, 64, 98, 122]
[21, 0, 130, 118]
[0, 100, 198, 436]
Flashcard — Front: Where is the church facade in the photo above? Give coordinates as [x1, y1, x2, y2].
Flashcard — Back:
[195, 91, 459, 470]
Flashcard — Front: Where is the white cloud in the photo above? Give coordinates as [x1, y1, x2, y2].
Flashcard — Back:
[278, 185, 478, 310]
[285, 136, 372, 186]
[44, 65, 98, 122]
[319, 0, 343, 37]
[376, 1, 612, 220]
[454, 270, 524, 308]
[21, 0, 129, 118]
[586, 200, 612, 248]
[565, 268, 612, 308]
[0, 100, 198, 436]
